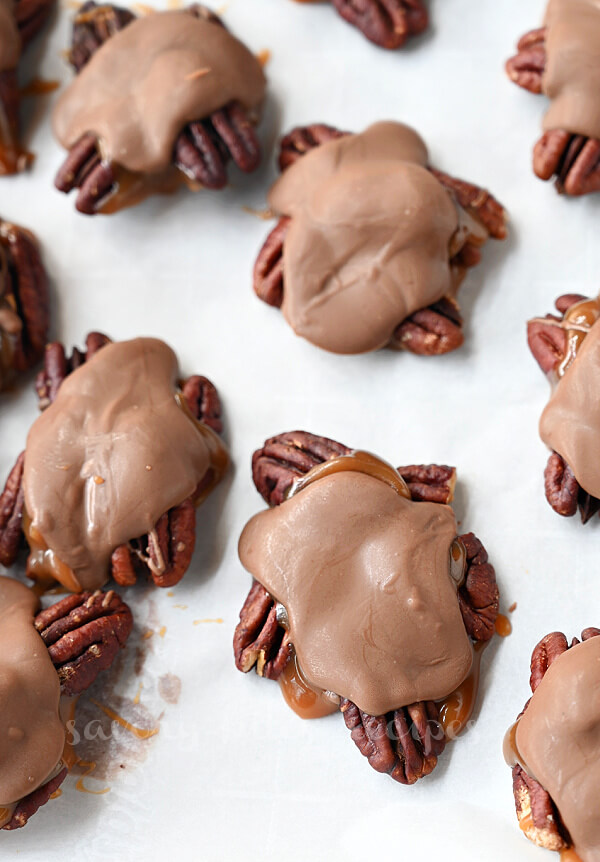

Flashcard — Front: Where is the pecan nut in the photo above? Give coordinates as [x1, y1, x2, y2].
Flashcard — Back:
[511, 628, 600, 852]
[0, 219, 50, 386]
[55, 4, 262, 214]
[35, 589, 133, 695]
[340, 697, 445, 785]
[390, 296, 464, 356]
[235, 431, 498, 784]
[35, 331, 110, 409]
[0, 451, 24, 567]
[2, 766, 68, 831]
[15, 0, 56, 46]
[505, 27, 547, 94]
[330, 0, 428, 50]
[279, 124, 349, 172]
[457, 532, 499, 643]
[233, 579, 292, 679]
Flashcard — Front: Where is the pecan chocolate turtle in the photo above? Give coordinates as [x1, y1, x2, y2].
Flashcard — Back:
[505, 628, 600, 859]
[0, 0, 56, 174]
[52, 3, 266, 214]
[0, 333, 229, 590]
[293, 0, 428, 50]
[0, 576, 133, 830]
[234, 431, 499, 784]
[0, 217, 49, 390]
[528, 294, 600, 522]
[506, 1, 600, 195]
[254, 121, 507, 356]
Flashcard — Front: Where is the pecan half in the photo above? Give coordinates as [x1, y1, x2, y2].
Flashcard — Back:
[505, 27, 547, 94]
[2, 767, 68, 831]
[340, 697, 445, 785]
[0, 219, 50, 384]
[0, 451, 25, 567]
[255, 124, 506, 356]
[511, 628, 600, 853]
[507, 28, 600, 195]
[55, 4, 262, 213]
[68, 0, 136, 72]
[278, 124, 349, 172]
[15, 0, 56, 45]
[390, 296, 464, 356]
[35, 331, 110, 409]
[457, 532, 499, 643]
[544, 452, 600, 524]
[331, 0, 428, 50]
[235, 431, 498, 784]
[35, 589, 133, 695]
[0, 70, 25, 175]
[233, 579, 292, 679]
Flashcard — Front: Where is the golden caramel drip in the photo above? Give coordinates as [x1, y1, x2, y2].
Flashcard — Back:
[288, 450, 411, 501]
[561, 850, 584, 862]
[494, 613, 512, 638]
[20, 78, 60, 97]
[437, 642, 485, 739]
[24, 511, 83, 592]
[278, 651, 339, 720]
[557, 297, 600, 378]
[97, 164, 195, 215]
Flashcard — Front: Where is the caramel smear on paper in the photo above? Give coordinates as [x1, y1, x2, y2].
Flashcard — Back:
[242, 206, 274, 220]
[193, 617, 223, 625]
[21, 78, 60, 97]
[75, 761, 110, 795]
[90, 699, 159, 740]
[257, 49, 271, 68]
[495, 613, 513, 638]
[158, 626, 167, 638]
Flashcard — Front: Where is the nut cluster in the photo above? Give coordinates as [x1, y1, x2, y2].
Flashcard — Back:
[234, 431, 499, 784]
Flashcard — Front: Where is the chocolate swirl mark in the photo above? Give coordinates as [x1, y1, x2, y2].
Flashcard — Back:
[240, 450, 472, 719]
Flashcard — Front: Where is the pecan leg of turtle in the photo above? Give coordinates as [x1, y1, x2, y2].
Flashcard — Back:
[396, 463, 456, 504]
[505, 27, 547, 94]
[1, 221, 50, 374]
[2, 767, 68, 831]
[68, 0, 135, 72]
[15, 0, 55, 46]
[510, 629, 600, 852]
[429, 168, 508, 240]
[457, 532, 499, 643]
[527, 315, 567, 376]
[253, 216, 290, 308]
[278, 124, 349, 172]
[534, 130, 600, 196]
[0, 70, 31, 175]
[109, 371, 223, 588]
[233, 579, 292, 678]
[35, 331, 111, 408]
[331, 0, 428, 50]
[391, 297, 464, 356]
[544, 453, 580, 518]
[340, 697, 444, 785]
[0, 451, 25, 567]
[35, 589, 133, 695]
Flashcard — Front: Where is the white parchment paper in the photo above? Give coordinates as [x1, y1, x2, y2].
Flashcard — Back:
[1, 0, 600, 859]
